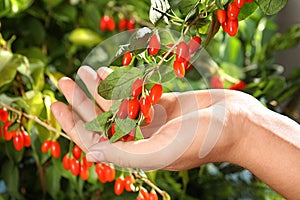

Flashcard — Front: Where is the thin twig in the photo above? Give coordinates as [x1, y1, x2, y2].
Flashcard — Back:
[0, 102, 70, 140]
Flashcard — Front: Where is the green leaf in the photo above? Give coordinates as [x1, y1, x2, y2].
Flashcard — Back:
[238, 2, 258, 21]
[84, 111, 113, 132]
[177, 0, 198, 16]
[135, 126, 144, 141]
[115, 117, 136, 134]
[53, 2, 78, 23]
[257, 0, 288, 15]
[109, 124, 128, 143]
[0, 48, 13, 71]
[1, 160, 21, 199]
[45, 164, 62, 199]
[0, 53, 22, 88]
[83, 2, 101, 32]
[98, 66, 145, 100]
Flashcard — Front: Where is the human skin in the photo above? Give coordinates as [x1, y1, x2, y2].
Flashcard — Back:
[51, 66, 300, 199]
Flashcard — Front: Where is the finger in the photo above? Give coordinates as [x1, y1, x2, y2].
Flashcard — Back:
[77, 66, 113, 112]
[58, 77, 101, 122]
[51, 102, 101, 152]
[86, 110, 205, 170]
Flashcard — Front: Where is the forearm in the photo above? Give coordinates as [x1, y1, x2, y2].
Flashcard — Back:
[233, 108, 300, 199]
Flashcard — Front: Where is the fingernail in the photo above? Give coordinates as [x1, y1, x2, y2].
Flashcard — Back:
[86, 151, 105, 162]
[78, 65, 97, 80]
[97, 67, 113, 79]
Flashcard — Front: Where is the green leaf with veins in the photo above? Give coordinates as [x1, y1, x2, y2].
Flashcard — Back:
[257, 0, 288, 15]
[84, 111, 113, 132]
[115, 117, 137, 134]
[98, 66, 145, 100]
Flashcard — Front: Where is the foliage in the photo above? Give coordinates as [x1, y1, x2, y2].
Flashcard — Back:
[0, 0, 299, 199]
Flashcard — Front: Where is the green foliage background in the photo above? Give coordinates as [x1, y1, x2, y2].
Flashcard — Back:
[0, 0, 299, 199]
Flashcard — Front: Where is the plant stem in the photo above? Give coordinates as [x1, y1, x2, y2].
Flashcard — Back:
[0, 102, 70, 140]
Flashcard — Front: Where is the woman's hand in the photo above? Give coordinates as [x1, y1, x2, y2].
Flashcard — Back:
[51, 65, 257, 170]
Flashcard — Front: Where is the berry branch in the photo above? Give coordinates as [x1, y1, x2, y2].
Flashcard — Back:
[0, 102, 70, 140]
[133, 170, 171, 200]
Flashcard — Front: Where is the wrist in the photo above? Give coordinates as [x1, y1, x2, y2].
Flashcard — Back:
[231, 106, 300, 199]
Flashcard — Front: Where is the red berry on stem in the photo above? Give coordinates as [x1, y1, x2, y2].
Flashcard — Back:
[118, 18, 127, 31]
[118, 99, 129, 119]
[107, 17, 115, 32]
[173, 60, 186, 78]
[21, 129, 31, 147]
[122, 51, 133, 66]
[140, 187, 149, 200]
[128, 98, 140, 119]
[245, 0, 253, 3]
[189, 36, 201, 54]
[100, 16, 109, 30]
[222, 20, 229, 33]
[227, 2, 240, 20]
[103, 164, 115, 182]
[80, 164, 89, 180]
[70, 158, 80, 176]
[3, 122, 14, 141]
[13, 134, 24, 151]
[132, 78, 144, 97]
[176, 41, 189, 62]
[127, 19, 135, 31]
[96, 164, 107, 183]
[51, 141, 61, 158]
[41, 139, 52, 153]
[0, 108, 8, 123]
[148, 34, 160, 56]
[234, 0, 245, 8]
[114, 176, 125, 195]
[72, 145, 82, 160]
[62, 154, 71, 170]
[140, 96, 151, 118]
[124, 175, 135, 192]
[109, 123, 116, 137]
[217, 9, 227, 24]
[227, 19, 239, 37]
[149, 84, 162, 105]
[149, 190, 158, 200]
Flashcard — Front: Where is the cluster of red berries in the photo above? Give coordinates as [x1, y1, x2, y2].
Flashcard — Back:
[147, 33, 202, 78]
[173, 36, 201, 78]
[210, 75, 246, 90]
[121, 33, 202, 79]
[135, 187, 158, 200]
[0, 108, 31, 151]
[41, 139, 61, 158]
[114, 174, 158, 200]
[217, 0, 254, 36]
[114, 174, 135, 195]
[107, 78, 162, 141]
[99, 16, 135, 32]
[62, 145, 93, 180]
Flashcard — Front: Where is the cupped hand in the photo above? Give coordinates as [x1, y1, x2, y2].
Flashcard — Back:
[51, 65, 263, 171]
